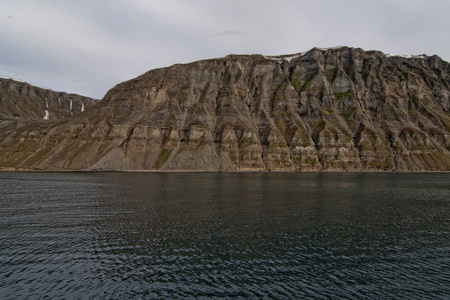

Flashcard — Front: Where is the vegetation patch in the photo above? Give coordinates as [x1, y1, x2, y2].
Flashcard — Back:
[291, 77, 301, 92]
[326, 68, 338, 82]
[329, 118, 350, 137]
[155, 149, 171, 168]
[301, 72, 318, 92]
[305, 157, 317, 166]
[359, 139, 375, 151]
[362, 62, 372, 79]
[370, 159, 383, 169]
[335, 91, 353, 100]
[301, 134, 310, 147]
[342, 106, 357, 119]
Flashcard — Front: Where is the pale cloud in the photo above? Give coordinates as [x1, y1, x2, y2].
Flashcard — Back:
[1, 0, 449, 99]
[214, 31, 247, 37]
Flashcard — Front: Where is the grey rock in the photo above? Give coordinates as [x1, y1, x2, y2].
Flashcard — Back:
[0, 47, 449, 171]
[0, 77, 98, 121]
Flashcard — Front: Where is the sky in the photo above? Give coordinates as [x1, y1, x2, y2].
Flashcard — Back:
[1, 0, 450, 99]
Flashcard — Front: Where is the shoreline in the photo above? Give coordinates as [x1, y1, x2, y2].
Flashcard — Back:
[1, 168, 449, 174]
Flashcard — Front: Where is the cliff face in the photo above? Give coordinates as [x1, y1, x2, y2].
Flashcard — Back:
[0, 47, 449, 171]
[0, 77, 98, 135]
[0, 77, 98, 120]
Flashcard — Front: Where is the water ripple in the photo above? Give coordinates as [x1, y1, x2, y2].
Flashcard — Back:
[1, 172, 449, 299]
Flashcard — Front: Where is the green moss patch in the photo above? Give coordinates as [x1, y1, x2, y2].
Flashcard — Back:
[305, 157, 317, 166]
[155, 149, 171, 169]
[342, 106, 357, 119]
[335, 91, 353, 100]
[301, 72, 318, 92]
[291, 77, 301, 92]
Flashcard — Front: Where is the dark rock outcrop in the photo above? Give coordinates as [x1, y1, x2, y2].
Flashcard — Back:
[0, 47, 449, 171]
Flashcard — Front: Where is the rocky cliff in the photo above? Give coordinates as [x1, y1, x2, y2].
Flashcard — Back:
[0, 47, 449, 171]
[0, 76, 98, 131]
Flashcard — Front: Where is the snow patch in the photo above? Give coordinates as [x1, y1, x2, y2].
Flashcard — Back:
[81, 102, 85, 112]
[315, 46, 346, 51]
[0, 75, 25, 83]
[386, 54, 426, 59]
[45, 97, 49, 108]
[70, 99, 73, 115]
[284, 53, 305, 62]
[43, 110, 50, 120]
[265, 52, 305, 62]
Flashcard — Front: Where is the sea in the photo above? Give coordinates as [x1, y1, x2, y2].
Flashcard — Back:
[1, 172, 449, 299]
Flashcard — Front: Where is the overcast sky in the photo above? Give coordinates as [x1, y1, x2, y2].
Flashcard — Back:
[1, 0, 450, 99]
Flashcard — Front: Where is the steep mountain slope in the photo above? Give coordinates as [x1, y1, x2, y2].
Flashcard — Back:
[0, 47, 449, 171]
[0, 77, 98, 121]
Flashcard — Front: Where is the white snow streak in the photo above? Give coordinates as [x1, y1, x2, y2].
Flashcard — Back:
[43, 110, 50, 120]
[81, 102, 85, 112]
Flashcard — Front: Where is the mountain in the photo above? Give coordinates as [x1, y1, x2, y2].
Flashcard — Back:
[0, 76, 98, 120]
[0, 76, 98, 131]
[0, 47, 449, 171]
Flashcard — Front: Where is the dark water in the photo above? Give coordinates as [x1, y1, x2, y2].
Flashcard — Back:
[0, 172, 449, 299]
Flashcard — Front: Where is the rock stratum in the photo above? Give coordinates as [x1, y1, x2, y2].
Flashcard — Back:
[0, 77, 97, 121]
[0, 47, 449, 171]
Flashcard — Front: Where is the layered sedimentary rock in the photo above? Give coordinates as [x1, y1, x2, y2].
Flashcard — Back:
[0, 77, 97, 121]
[0, 47, 449, 171]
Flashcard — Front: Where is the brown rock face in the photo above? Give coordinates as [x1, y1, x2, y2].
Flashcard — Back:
[0, 47, 449, 171]
[0, 77, 98, 121]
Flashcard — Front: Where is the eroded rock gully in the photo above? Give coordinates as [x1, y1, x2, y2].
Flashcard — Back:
[1, 47, 449, 171]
